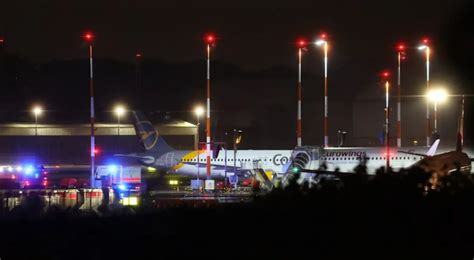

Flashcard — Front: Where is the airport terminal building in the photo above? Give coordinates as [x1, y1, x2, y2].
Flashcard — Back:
[0, 119, 197, 165]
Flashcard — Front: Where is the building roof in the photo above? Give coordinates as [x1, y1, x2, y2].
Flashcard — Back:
[0, 121, 196, 136]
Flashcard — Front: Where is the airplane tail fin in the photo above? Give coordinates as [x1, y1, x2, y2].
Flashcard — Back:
[456, 96, 465, 152]
[426, 139, 440, 156]
[131, 111, 173, 153]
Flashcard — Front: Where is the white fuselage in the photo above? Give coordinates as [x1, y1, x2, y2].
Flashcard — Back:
[321, 147, 425, 173]
[160, 150, 292, 178]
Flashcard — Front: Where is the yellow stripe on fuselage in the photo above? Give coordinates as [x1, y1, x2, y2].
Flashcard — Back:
[171, 150, 207, 171]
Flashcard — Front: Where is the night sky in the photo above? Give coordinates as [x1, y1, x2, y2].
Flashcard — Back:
[0, 1, 468, 67]
[1, 0, 473, 148]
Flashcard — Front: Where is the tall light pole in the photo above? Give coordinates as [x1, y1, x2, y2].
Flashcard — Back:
[382, 70, 391, 172]
[315, 33, 329, 147]
[427, 88, 448, 134]
[418, 38, 431, 146]
[83, 31, 95, 188]
[32, 106, 43, 136]
[396, 43, 406, 148]
[205, 33, 216, 179]
[114, 105, 125, 136]
[194, 106, 204, 181]
[296, 38, 306, 147]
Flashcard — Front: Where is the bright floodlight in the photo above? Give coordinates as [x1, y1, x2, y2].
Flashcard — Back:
[315, 40, 326, 46]
[194, 106, 204, 117]
[427, 89, 448, 103]
[418, 45, 428, 50]
[114, 105, 126, 117]
[33, 106, 43, 116]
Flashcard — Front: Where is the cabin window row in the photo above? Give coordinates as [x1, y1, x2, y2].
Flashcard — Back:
[323, 157, 421, 161]
[180, 158, 275, 162]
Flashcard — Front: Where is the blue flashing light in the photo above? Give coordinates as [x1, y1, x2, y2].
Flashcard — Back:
[118, 184, 127, 191]
[24, 165, 34, 175]
[34, 173, 39, 179]
[16, 166, 23, 172]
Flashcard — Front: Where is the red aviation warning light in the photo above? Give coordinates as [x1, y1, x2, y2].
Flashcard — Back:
[83, 32, 94, 43]
[396, 42, 407, 61]
[397, 43, 406, 51]
[205, 33, 216, 45]
[296, 38, 307, 48]
[381, 70, 391, 79]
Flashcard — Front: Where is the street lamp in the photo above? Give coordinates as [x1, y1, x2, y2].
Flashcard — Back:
[427, 88, 448, 134]
[32, 106, 43, 136]
[381, 70, 391, 172]
[83, 31, 95, 188]
[114, 105, 126, 136]
[395, 43, 406, 148]
[194, 106, 204, 181]
[418, 38, 431, 146]
[315, 33, 329, 147]
[296, 38, 307, 147]
[204, 33, 216, 179]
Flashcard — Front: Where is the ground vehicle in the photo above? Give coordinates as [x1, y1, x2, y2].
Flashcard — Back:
[0, 164, 48, 189]
[96, 165, 144, 194]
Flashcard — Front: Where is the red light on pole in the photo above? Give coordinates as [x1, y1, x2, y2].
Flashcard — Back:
[320, 33, 327, 39]
[83, 31, 96, 187]
[396, 43, 406, 148]
[397, 43, 405, 51]
[204, 32, 217, 178]
[83, 32, 94, 42]
[205, 34, 216, 44]
[136, 53, 142, 58]
[422, 38, 429, 44]
[297, 39, 307, 48]
[381, 70, 391, 172]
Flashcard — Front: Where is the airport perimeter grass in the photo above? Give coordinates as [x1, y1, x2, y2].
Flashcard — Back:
[1, 168, 474, 258]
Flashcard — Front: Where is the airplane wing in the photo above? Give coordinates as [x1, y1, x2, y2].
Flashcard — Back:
[399, 139, 440, 157]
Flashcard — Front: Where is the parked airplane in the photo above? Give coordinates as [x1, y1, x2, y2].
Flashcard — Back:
[408, 96, 472, 175]
[117, 111, 292, 179]
[289, 140, 439, 175]
[290, 97, 471, 178]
